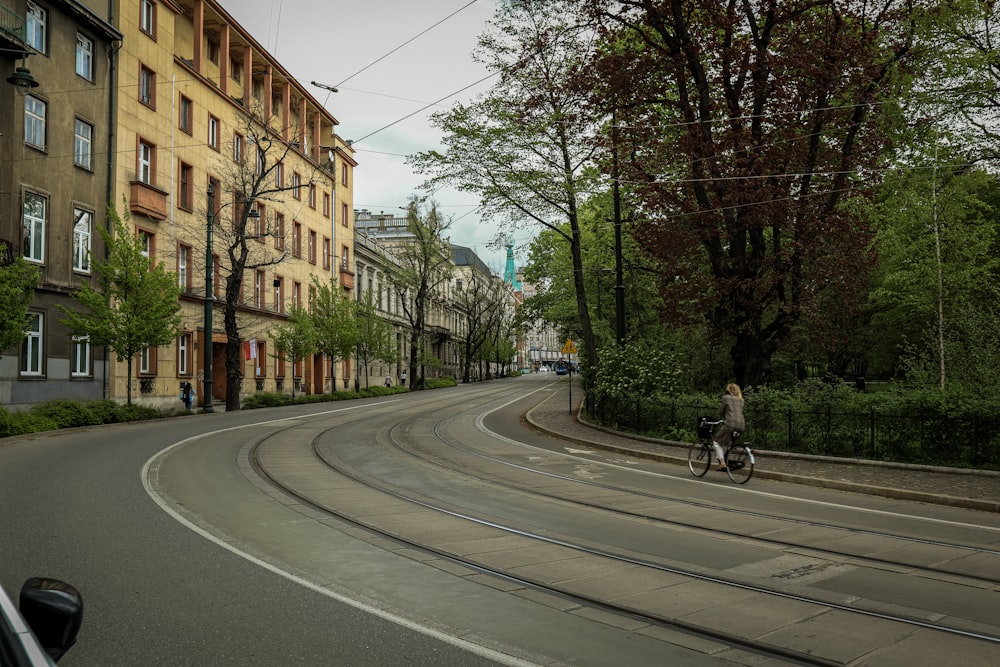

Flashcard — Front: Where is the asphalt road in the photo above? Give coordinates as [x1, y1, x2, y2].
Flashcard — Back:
[0, 403, 504, 666]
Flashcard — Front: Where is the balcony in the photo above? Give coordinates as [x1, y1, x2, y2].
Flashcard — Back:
[0, 6, 26, 52]
[129, 181, 168, 221]
[338, 264, 354, 290]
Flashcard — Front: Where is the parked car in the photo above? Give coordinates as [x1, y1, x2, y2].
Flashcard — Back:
[0, 578, 83, 666]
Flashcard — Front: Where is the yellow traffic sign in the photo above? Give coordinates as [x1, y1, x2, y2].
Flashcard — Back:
[561, 338, 577, 355]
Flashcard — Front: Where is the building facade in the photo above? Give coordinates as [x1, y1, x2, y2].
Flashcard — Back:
[0, 0, 120, 409]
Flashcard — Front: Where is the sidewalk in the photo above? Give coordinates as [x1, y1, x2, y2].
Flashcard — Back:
[524, 388, 1000, 514]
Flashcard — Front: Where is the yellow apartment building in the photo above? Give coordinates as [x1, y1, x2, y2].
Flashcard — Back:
[110, 0, 356, 409]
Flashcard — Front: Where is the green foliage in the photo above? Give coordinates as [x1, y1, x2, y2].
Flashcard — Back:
[0, 400, 168, 439]
[59, 204, 183, 362]
[29, 400, 103, 428]
[423, 376, 457, 389]
[594, 338, 681, 398]
[310, 276, 359, 362]
[589, 380, 1000, 468]
[270, 304, 316, 372]
[356, 295, 397, 384]
[0, 256, 39, 356]
[241, 382, 430, 410]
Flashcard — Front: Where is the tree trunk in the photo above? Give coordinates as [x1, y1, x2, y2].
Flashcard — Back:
[731, 332, 772, 388]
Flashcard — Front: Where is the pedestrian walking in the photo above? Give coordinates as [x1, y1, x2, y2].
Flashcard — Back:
[401, 370, 407, 386]
[384, 375, 392, 387]
[180, 382, 195, 411]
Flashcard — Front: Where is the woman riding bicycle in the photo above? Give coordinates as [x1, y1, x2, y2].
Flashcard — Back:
[713, 383, 744, 471]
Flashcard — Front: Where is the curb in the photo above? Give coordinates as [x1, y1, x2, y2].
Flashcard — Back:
[523, 405, 1000, 514]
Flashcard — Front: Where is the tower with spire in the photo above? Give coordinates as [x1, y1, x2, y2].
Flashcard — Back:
[503, 237, 522, 292]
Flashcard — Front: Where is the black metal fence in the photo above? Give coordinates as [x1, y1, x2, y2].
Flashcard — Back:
[586, 391, 1000, 469]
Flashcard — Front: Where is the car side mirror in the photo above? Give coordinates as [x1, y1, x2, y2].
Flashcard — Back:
[19, 578, 83, 662]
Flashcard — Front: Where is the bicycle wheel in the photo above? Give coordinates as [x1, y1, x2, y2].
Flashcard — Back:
[688, 442, 712, 477]
[725, 444, 754, 484]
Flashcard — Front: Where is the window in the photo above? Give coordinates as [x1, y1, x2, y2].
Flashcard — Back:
[138, 140, 154, 184]
[208, 114, 219, 150]
[139, 346, 156, 375]
[292, 222, 301, 257]
[230, 59, 242, 83]
[273, 276, 283, 313]
[207, 39, 219, 65]
[323, 192, 330, 217]
[341, 245, 350, 270]
[253, 203, 265, 239]
[341, 162, 348, 187]
[293, 281, 301, 309]
[179, 95, 192, 134]
[308, 230, 316, 264]
[323, 237, 330, 270]
[291, 172, 301, 199]
[138, 229, 154, 259]
[76, 34, 93, 80]
[341, 203, 348, 228]
[74, 119, 92, 169]
[140, 0, 156, 37]
[21, 313, 43, 376]
[139, 65, 155, 108]
[72, 208, 92, 273]
[254, 270, 264, 308]
[24, 96, 45, 150]
[26, 2, 46, 52]
[71, 336, 90, 377]
[308, 184, 316, 209]
[255, 341, 266, 377]
[233, 133, 243, 163]
[255, 147, 265, 175]
[178, 333, 191, 376]
[22, 192, 45, 263]
[274, 214, 285, 251]
[178, 243, 192, 290]
[178, 162, 193, 210]
[275, 161, 284, 188]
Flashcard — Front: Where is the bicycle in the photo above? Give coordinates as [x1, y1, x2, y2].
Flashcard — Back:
[688, 417, 755, 484]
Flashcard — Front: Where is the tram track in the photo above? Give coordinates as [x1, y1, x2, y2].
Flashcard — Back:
[373, 411, 1000, 587]
[248, 402, 1000, 665]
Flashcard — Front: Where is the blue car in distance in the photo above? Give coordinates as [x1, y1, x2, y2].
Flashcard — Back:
[555, 362, 568, 375]
[0, 578, 83, 666]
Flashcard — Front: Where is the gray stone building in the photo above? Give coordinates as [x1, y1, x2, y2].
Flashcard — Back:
[0, 1, 120, 408]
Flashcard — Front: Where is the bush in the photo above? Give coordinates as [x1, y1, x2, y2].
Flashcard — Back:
[424, 376, 457, 389]
[29, 400, 102, 428]
[241, 392, 294, 409]
[85, 399, 126, 424]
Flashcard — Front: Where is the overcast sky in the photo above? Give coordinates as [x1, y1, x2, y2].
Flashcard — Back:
[225, 0, 514, 271]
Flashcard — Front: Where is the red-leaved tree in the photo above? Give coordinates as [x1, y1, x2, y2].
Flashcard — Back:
[580, 0, 929, 386]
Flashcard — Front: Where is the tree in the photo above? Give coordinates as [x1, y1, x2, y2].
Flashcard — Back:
[211, 106, 312, 410]
[59, 204, 182, 404]
[310, 276, 358, 390]
[410, 0, 603, 377]
[355, 295, 396, 389]
[270, 304, 315, 399]
[0, 243, 39, 358]
[866, 156, 1000, 389]
[577, 0, 930, 387]
[454, 264, 506, 382]
[383, 198, 453, 390]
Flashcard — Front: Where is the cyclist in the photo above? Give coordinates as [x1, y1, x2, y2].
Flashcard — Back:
[713, 383, 745, 471]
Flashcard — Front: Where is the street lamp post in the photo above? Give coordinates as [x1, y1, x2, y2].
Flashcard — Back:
[203, 184, 216, 412]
